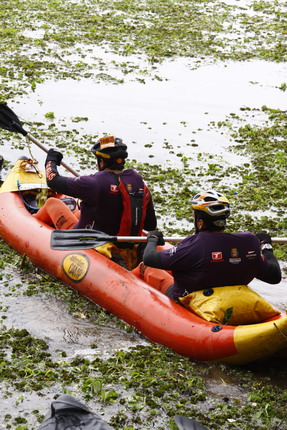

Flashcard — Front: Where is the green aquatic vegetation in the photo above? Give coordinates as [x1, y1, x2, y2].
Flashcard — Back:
[0, 240, 20, 265]
[206, 106, 287, 234]
[44, 112, 55, 119]
[1, 0, 287, 101]
[82, 378, 119, 403]
[71, 116, 89, 122]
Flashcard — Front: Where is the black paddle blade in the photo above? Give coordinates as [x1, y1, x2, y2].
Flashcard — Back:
[0, 103, 28, 136]
[50, 229, 114, 250]
[174, 415, 208, 430]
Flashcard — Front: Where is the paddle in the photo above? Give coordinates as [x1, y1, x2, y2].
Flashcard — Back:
[50, 228, 287, 251]
[0, 103, 79, 177]
[50, 228, 183, 250]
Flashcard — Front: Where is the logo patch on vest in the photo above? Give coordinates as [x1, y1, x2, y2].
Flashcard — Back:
[229, 248, 241, 264]
[62, 253, 90, 282]
[246, 250, 256, 258]
[110, 184, 119, 193]
[126, 183, 133, 193]
[211, 251, 223, 262]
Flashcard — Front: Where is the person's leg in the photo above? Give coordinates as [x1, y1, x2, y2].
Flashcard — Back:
[34, 197, 78, 229]
[132, 263, 174, 295]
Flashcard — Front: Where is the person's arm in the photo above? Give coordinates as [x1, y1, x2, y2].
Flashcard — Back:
[255, 233, 282, 284]
[143, 231, 164, 268]
[45, 149, 70, 195]
[257, 247, 282, 284]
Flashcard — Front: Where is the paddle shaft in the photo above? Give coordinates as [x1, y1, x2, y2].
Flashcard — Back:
[96, 235, 182, 242]
[26, 133, 80, 177]
[50, 228, 287, 251]
[0, 103, 79, 177]
[69, 236, 287, 244]
[50, 229, 183, 250]
[271, 238, 287, 243]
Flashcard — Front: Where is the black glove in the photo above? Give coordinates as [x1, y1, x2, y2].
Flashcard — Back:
[256, 233, 272, 245]
[147, 230, 165, 245]
[46, 148, 63, 166]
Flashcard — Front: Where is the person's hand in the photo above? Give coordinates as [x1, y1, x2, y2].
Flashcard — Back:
[147, 230, 165, 245]
[256, 233, 272, 245]
[46, 148, 63, 166]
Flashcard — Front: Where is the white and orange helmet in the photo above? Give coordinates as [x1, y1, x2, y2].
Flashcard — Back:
[191, 189, 230, 218]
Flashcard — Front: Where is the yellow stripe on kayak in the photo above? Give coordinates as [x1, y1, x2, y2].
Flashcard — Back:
[218, 315, 287, 365]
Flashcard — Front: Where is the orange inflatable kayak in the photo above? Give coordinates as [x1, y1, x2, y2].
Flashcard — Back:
[1, 162, 287, 365]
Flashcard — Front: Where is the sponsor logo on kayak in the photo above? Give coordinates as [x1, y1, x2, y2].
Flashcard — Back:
[62, 253, 90, 282]
[229, 248, 241, 264]
[211, 251, 223, 262]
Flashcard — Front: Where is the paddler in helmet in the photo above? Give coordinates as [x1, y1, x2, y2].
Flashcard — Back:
[34, 136, 157, 269]
[133, 189, 281, 301]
